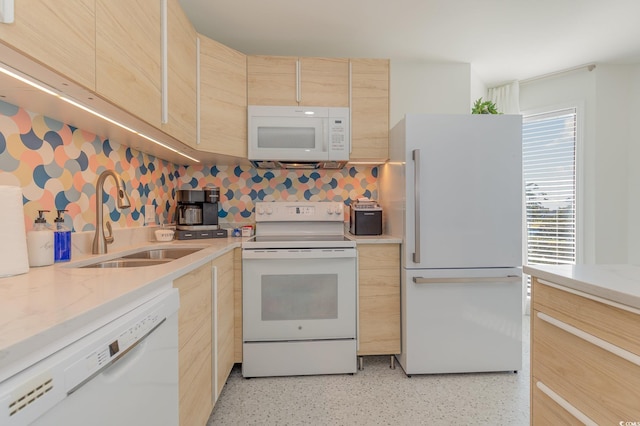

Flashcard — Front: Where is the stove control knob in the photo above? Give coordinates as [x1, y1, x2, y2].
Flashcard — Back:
[266, 207, 273, 215]
[334, 205, 343, 215]
[257, 207, 264, 215]
[327, 208, 334, 215]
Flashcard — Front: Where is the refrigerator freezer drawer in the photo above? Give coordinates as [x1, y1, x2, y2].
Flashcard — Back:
[398, 268, 523, 375]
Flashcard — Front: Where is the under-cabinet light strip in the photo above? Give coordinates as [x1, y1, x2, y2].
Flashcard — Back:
[0, 63, 199, 163]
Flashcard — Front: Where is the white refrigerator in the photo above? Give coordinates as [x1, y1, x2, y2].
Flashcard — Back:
[380, 114, 523, 375]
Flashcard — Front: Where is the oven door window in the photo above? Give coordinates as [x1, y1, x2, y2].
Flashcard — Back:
[243, 251, 356, 341]
[262, 274, 338, 321]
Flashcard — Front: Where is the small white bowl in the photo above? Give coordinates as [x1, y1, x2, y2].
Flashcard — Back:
[155, 229, 175, 242]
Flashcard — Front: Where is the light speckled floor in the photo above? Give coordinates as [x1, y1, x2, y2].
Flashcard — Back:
[208, 316, 530, 425]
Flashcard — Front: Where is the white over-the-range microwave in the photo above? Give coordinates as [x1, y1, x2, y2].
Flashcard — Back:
[248, 105, 350, 169]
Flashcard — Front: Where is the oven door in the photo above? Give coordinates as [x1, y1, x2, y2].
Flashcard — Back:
[242, 248, 356, 341]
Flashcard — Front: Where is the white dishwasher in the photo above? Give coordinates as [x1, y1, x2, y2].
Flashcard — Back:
[0, 288, 180, 426]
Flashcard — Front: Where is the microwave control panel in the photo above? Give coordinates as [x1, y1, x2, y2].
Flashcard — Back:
[329, 119, 346, 153]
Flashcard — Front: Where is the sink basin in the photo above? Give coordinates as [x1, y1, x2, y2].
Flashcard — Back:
[81, 259, 173, 268]
[120, 248, 203, 260]
[79, 247, 204, 268]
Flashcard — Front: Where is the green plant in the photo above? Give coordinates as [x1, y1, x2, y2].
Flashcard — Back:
[471, 97, 501, 114]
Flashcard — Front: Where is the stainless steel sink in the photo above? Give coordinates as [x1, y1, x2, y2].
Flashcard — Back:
[81, 259, 173, 268]
[120, 248, 203, 260]
[79, 247, 204, 268]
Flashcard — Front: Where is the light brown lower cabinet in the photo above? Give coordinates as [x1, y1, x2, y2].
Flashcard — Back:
[173, 261, 213, 426]
[357, 244, 400, 358]
[530, 277, 640, 425]
[213, 250, 235, 401]
[173, 249, 237, 425]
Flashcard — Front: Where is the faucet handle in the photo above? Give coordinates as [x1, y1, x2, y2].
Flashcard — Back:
[105, 221, 114, 245]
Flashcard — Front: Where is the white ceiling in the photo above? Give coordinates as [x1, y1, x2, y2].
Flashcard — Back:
[179, 0, 640, 87]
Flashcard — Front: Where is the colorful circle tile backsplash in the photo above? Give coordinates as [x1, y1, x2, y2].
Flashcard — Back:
[0, 100, 378, 231]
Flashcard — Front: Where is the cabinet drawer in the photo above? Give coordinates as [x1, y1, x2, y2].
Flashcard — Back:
[532, 383, 583, 426]
[532, 312, 640, 424]
[532, 278, 640, 356]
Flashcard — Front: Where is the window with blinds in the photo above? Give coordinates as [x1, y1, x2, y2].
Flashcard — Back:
[523, 108, 577, 274]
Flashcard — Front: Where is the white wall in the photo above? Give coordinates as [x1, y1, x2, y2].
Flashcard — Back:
[469, 67, 487, 110]
[520, 64, 640, 264]
[390, 61, 471, 127]
[627, 65, 640, 264]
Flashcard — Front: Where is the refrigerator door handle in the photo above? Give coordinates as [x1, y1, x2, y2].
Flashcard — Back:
[412, 149, 421, 264]
[413, 275, 521, 284]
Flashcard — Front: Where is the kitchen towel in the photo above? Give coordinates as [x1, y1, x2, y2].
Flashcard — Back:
[0, 185, 29, 277]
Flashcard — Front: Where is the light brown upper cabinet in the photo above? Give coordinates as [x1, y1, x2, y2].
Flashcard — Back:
[162, 0, 197, 146]
[0, 0, 96, 90]
[198, 35, 247, 158]
[248, 55, 349, 107]
[350, 58, 390, 161]
[96, 0, 162, 127]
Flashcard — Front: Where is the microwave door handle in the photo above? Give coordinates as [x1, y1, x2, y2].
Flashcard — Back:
[324, 120, 329, 153]
[413, 149, 421, 264]
[296, 59, 301, 103]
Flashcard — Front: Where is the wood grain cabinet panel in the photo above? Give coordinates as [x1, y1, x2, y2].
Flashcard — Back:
[533, 278, 640, 355]
[350, 58, 389, 161]
[213, 250, 235, 401]
[299, 57, 349, 107]
[173, 262, 213, 426]
[357, 244, 400, 355]
[162, 0, 197, 145]
[530, 277, 640, 424]
[247, 55, 349, 107]
[95, 0, 162, 127]
[199, 35, 247, 158]
[0, 0, 96, 90]
[247, 55, 297, 106]
[533, 312, 640, 424]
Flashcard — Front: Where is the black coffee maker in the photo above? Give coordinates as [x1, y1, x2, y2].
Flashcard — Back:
[174, 187, 228, 240]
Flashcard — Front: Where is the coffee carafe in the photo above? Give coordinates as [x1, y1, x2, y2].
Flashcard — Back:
[174, 187, 228, 240]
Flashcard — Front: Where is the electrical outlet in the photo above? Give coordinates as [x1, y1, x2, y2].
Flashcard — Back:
[144, 205, 155, 224]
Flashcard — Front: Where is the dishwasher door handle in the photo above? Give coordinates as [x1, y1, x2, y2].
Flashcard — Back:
[67, 317, 166, 396]
[412, 275, 521, 284]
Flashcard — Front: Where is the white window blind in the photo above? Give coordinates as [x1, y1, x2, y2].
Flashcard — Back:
[523, 108, 577, 268]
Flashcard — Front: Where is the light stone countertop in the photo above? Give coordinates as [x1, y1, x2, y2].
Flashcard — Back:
[524, 264, 640, 310]
[0, 228, 401, 382]
[0, 235, 244, 382]
[346, 233, 402, 244]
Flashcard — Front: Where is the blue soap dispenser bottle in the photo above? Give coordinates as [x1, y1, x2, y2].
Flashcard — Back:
[54, 209, 72, 262]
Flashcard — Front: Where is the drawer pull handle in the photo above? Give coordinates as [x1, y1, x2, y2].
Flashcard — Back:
[536, 381, 597, 426]
[537, 312, 640, 367]
[413, 276, 521, 284]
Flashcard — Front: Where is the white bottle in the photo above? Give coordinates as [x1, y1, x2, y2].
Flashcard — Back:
[27, 210, 55, 267]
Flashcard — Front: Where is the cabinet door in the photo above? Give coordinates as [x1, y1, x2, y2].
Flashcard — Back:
[247, 55, 349, 107]
[96, 0, 162, 127]
[0, 0, 95, 90]
[162, 0, 197, 145]
[350, 58, 389, 161]
[173, 263, 213, 426]
[357, 244, 400, 355]
[299, 57, 349, 107]
[247, 55, 297, 106]
[213, 250, 235, 401]
[199, 35, 247, 157]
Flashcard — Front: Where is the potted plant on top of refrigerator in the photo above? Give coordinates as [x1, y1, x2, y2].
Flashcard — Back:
[471, 97, 501, 114]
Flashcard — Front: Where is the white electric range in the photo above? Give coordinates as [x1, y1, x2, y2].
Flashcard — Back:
[241, 201, 357, 378]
